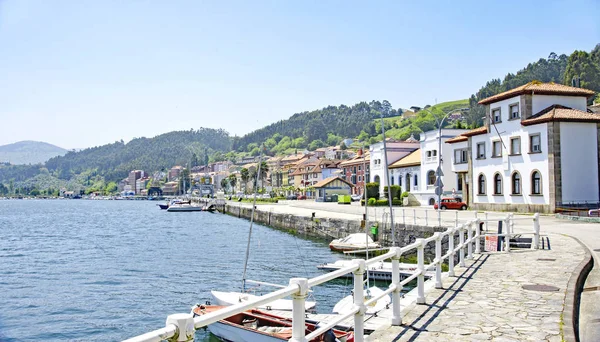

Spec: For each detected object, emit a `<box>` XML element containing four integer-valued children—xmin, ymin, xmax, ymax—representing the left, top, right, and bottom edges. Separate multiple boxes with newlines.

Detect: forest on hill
<box><xmin>0</xmin><ymin>44</ymin><xmax>598</xmax><ymax>195</ymax></box>
<box><xmin>0</xmin><ymin>141</ymin><xmax>67</xmax><ymax>165</ymax></box>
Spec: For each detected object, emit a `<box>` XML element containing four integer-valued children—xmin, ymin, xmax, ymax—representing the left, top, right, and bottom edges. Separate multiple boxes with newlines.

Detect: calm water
<box><xmin>0</xmin><ymin>200</ymin><xmax>359</xmax><ymax>341</ymax></box>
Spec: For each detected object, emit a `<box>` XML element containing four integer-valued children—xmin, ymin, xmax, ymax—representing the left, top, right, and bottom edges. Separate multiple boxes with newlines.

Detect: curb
<box><xmin>555</xmin><ymin>214</ymin><xmax>600</xmax><ymax>223</ymax></box>
<box><xmin>562</xmin><ymin>236</ymin><xmax>594</xmax><ymax>342</ymax></box>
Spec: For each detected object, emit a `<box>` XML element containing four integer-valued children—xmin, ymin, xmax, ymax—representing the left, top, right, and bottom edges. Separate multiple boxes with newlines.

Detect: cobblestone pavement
<box><xmin>368</xmin><ymin>233</ymin><xmax>584</xmax><ymax>341</ymax></box>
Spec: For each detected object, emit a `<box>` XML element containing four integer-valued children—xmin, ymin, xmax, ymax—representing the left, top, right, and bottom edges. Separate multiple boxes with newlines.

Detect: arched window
<box><xmin>374</xmin><ymin>175</ymin><xmax>380</xmax><ymax>184</ymax></box>
<box><xmin>478</xmin><ymin>174</ymin><xmax>486</xmax><ymax>195</ymax></box>
<box><xmin>511</xmin><ymin>172</ymin><xmax>521</xmax><ymax>195</ymax></box>
<box><xmin>428</xmin><ymin>198</ymin><xmax>435</xmax><ymax>205</ymax></box>
<box><xmin>531</xmin><ymin>171</ymin><xmax>542</xmax><ymax>195</ymax></box>
<box><xmin>398</xmin><ymin>175</ymin><xmax>402</xmax><ymax>189</ymax></box>
<box><xmin>494</xmin><ymin>173</ymin><xmax>502</xmax><ymax>195</ymax></box>
<box><xmin>391</xmin><ymin>176</ymin><xmax>394</xmax><ymax>185</ymax></box>
<box><xmin>414</xmin><ymin>174</ymin><xmax>418</xmax><ymax>186</ymax></box>
<box><xmin>427</xmin><ymin>170</ymin><xmax>435</xmax><ymax>185</ymax></box>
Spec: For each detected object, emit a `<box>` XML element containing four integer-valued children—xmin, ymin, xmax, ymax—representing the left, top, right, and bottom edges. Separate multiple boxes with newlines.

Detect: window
<box><xmin>476</xmin><ymin>142</ymin><xmax>486</xmax><ymax>159</ymax></box>
<box><xmin>432</xmin><ymin>150</ymin><xmax>437</xmax><ymax>156</ymax></box>
<box><xmin>478</xmin><ymin>174</ymin><xmax>486</xmax><ymax>195</ymax></box>
<box><xmin>457</xmin><ymin>175</ymin><xmax>463</xmax><ymax>191</ymax></box>
<box><xmin>414</xmin><ymin>174</ymin><xmax>418</xmax><ymax>186</ymax></box>
<box><xmin>426</xmin><ymin>151</ymin><xmax>431</xmax><ymax>157</ymax></box>
<box><xmin>510</xmin><ymin>137</ymin><xmax>521</xmax><ymax>155</ymax></box>
<box><xmin>427</xmin><ymin>170</ymin><xmax>435</xmax><ymax>185</ymax></box>
<box><xmin>358</xmin><ymin>165</ymin><xmax>362</xmax><ymax>171</ymax></box>
<box><xmin>492</xmin><ymin>141</ymin><xmax>502</xmax><ymax>157</ymax></box>
<box><xmin>530</xmin><ymin>134</ymin><xmax>541</xmax><ymax>153</ymax></box>
<box><xmin>454</xmin><ymin>149</ymin><xmax>468</xmax><ymax>164</ymax></box>
<box><xmin>531</xmin><ymin>171</ymin><xmax>542</xmax><ymax>195</ymax></box>
<box><xmin>391</xmin><ymin>176</ymin><xmax>394</xmax><ymax>185</ymax></box>
<box><xmin>492</xmin><ymin>108</ymin><xmax>501</xmax><ymax>123</ymax></box>
<box><xmin>428</xmin><ymin>198</ymin><xmax>435</xmax><ymax>205</ymax></box>
<box><xmin>398</xmin><ymin>176</ymin><xmax>402</xmax><ymax>188</ymax></box>
<box><xmin>511</xmin><ymin>172</ymin><xmax>521</xmax><ymax>195</ymax></box>
<box><xmin>510</xmin><ymin>104</ymin><xmax>520</xmax><ymax>120</ymax></box>
<box><xmin>493</xmin><ymin>173</ymin><xmax>502</xmax><ymax>195</ymax></box>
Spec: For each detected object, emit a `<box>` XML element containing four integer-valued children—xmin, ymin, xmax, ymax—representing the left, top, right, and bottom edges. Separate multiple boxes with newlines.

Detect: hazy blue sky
<box><xmin>0</xmin><ymin>0</ymin><xmax>598</xmax><ymax>149</ymax></box>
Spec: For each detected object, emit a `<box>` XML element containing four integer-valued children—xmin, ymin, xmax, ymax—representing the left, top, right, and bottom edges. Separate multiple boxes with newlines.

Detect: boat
<box><xmin>202</xmin><ymin>203</ymin><xmax>217</xmax><ymax>212</ymax></box>
<box><xmin>211</xmin><ymin>290</ymin><xmax>316</xmax><ymax>311</ymax></box>
<box><xmin>192</xmin><ymin>304</ymin><xmax>353</xmax><ymax>342</ymax></box>
<box><xmin>317</xmin><ymin>260</ymin><xmax>418</xmax><ymax>281</ymax></box>
<box><xmin>157</xmin><ymin>198</ymin><xmax>190</xmax><ymax>210</ymax></box>
<box><xmin>332</xmin><ymin>286</ymin><xmax>390</xmax><ymax>315</ymax></box>
<box><xmin>166</xmin><ymin>203</ymin><xmax>202</xmax><ymax>212</ymax></box>
<box><xmin>328</xmin><ymin>233</ymin><xmax>380</xmax><ymax>253</ymax></box>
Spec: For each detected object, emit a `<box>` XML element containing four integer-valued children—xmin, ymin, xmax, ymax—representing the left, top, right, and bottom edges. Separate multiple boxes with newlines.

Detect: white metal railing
<box><xmin>123</xmin><ymin>214</ymin><xmax>541</xmax><ymax>342</ymax></box>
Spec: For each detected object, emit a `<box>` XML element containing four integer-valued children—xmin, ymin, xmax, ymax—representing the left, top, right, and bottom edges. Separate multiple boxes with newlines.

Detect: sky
<box><xmin>0</xmin><ymin>0</ymin><xmax>598</xmax><ymax>149</ymax></box>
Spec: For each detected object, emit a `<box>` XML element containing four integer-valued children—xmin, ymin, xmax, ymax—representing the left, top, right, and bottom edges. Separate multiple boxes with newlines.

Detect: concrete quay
<box><xmin>224</xmin><ymin>200</ymin><xmax>599</xmax><ymax>341</ymax></box>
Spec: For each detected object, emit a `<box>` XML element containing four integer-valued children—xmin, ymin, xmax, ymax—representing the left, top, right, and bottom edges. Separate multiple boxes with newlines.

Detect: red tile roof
<box><xmin>521</xmin><ymin>105</ymin><xmax>600</xmax><ymax>126</ymax></box>
<box><xmin>312</xmin><ymin>176</ymin><xmax>353</xmax><ymax>188</ymax></box>
<box><xmin>478</xmin><ymin>82</ymin><xmax>595</xmax><ymax>105</ymax></box>
<box><xmin>446</xmin><ymin>127</ymin><xmax>488</xmax><ymax>144</ymax></box>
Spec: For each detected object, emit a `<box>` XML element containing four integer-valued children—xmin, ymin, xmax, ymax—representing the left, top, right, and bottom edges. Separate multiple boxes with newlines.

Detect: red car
<box><xmin>297</xmin><ymin>194</ymin><xmax>307</xmax><ymax>200</ymax></box>
<box><xmin>433</xmin><ymin>197</ymin><xmax>468</xmax><ymax>210</ymax></box>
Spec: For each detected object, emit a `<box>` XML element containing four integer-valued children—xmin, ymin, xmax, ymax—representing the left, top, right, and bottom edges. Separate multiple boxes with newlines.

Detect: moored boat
<box><xmin>192</xmin><ymin>304</ymin><xmax>353</xmax><ymax>342</ymax></box>
<box><xmin>211</xmin><ymin>290</ymin><xmax>316</xmax><ymax>312</ymax></box>
<box><xmin>328</xmin><ymin>233</ymin><xmax>380</xmax><ymax>253</ymax></box>
<box><xmin>166</xmin><ymin>203</ymin><xmax>202</xmax><ymax>212</ymax></box>
<box><xmin>317</xmin><ymin>260</ymin><xmax>418</xmax><ymax>281</ymax></box>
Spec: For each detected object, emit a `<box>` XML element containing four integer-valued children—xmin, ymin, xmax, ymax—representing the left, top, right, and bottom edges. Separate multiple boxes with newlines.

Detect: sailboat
<box><xmin>211</xmin><ymin>149</ymin><xmax>316</xmax><ymax>311</ymax></box>
<box><xmin>331</xmin><ymin>144</ymin><xmax>391</xmax><ymax>316</ymax></box>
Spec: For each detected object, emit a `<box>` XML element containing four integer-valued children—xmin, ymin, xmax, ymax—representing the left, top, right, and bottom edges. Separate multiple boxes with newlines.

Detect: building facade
<box><xmin>369</xmin><ymin>140</ymin><xmax>420</xmax><ymax>196</ymax></box>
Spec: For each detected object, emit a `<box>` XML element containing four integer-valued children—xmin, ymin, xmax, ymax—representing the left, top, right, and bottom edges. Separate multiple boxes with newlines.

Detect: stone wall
<box><xmin>224</xmin><ymin>204</ymin><xmax>471</xmax><ymax>260</ymax></box>
<box><xmin>469</xmin><ymin>202</ymin><xmax>551</xmax><ymax>214</ymax></box>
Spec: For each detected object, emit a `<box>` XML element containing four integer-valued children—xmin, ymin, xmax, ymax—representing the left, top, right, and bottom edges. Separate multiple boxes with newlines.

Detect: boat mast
<box><xmin>380</xmin><ymin>112</ymin><xmax>396</xmax><ymax>246</ymax></box>
<box><xmin>241</xmin><ymin>145</ymin><xmax>263</xmax><ymax>291</ymax></box>
<box><xmin>362</xmin><ymin>143</ymin><xmax>370</xmax><ymax>289</ymax></box>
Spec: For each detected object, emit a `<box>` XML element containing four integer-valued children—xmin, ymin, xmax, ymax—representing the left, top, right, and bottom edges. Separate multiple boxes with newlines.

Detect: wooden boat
<box><xmin>192</xmin><ymin>304</ymin><xmax>354</xmax><ymax>342</ymax></box>
<box><xmin>328</xmin><ymin>233</ymin><xmax>380</xmax><ymax>253</ymax></box>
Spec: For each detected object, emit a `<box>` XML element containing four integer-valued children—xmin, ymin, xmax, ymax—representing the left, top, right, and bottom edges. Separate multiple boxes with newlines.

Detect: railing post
<box><xmin>455</xmin><ymin>211</ymin><xmax>458</xmax><ymax>227</ymax></box>
<box><xmin>485</xmin><ymin>212</ymin><xmax>489</xmax><ymax>232</ymax></box>
<box><xmin>425</xmin><ymin>210</ymin><xmax>428</xmax><ymax>226</ymax></box>
<box><xmin>416</xmin><ymin>238</ymin><xmax>426</xmax><ymax>304</ymax></box>
<box><xmin>532</xmin><ymin>213</ymin><xmax>540</xmax><ymax>250</ymax></box>
<box><xmin>474</xmin><ymin>219</ymin><xmax>481</xmax><ymax>254</ymax></box>
<box><xmin>390</xmin><ymin>247</ymin><xmax>402</xmax><ymax>326</ymax></box>
<box><xmin>437</xmin><ymin>209</ymin><xmax>441</xmax><ymax>227</ymax></box>
<box><xmin>504</xmin><ymin>216</ymin><xmax>511</xmax><ymax>253</ymax></box>
<box><xmin>459</xmin><ymin>225</ymin><xmax>465</xmax><ymax>267</ymax></box>
<box><xmin>166</xmin><ymin>313</ymin><xmax>195</xmax><ymax>342</ymax></box>
<box><xmin>352</xmin><ymin>259</ymin><xmax>366</xmax><ymax>342</ymax></box>
<box><xmin>413</xmin><ymin>208</ymin><xmax>416</xmax><ymax>225</ymax></box>
<box><xmin>448</xmin><ymin>228</ymin><xmax>455</xmax><ymax>277</ymax></box>
<box><xmin>289</xmin><ymin>278</ymin><xmax>309</xmax><ymax>342</ymax></box>
<box><xmin>402</xmin><ymin>208</ymin><xmax>406</xmax><ymax>225</ymax></box>
<box><xmin>467</xmin><ymin>221</ymin><xmax>473</xmax><ymax>260</ymax></box>
<box><xmin>434</xmin><ymin>233</ymin><xmax>442</xmax><ymax>289</ymax></box>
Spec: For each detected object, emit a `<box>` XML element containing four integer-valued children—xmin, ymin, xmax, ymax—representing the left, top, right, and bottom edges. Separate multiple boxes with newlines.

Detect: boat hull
<box><xmin>332</xmin><ymin>286</ymin><xmax>391</xmax><ymax>315</ymax></box>
<box><xmin>211</xmin><ymin>290</ymin><xmax>316</xmax><ymax>311</ymax></box>
<box><xmin>166</xmin><ymin>205</ymin><xmax>203</xmax><ymax>212</ymax></box>
<box><xmin>208</xmin><ymin>321</ymin><xmax>286</xmax><ymax>342</ymax></box>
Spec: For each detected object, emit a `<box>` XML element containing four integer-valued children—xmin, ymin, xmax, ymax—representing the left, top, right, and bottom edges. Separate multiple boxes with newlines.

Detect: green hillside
<box><xmin>0</xmin><ymin>141</ymin><xmax>68</xmax><ymax>165</ymax></box>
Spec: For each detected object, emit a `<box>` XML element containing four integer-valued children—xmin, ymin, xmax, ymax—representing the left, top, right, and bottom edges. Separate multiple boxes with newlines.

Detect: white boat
<box><xmin>317</xmin><ymin>260</ymin><xmax>418</xmax><ymax>281</ymax></box>
<box><xmin>332</xmin><ymin>286</ymin><xmax>391</xmax><ymax>315</ymax></box>
<box><xmin>192</xmin><ymin>304</ymin><xmax>353</xmax><ymax>342</ymax></box>
<box><xmin>329</xmin><ymin>233</ymin><xmax>380</xmax><ymax>252</ymax></box>
<box><xmin>211</xmin><ymin>290</ymin><xmax>316</xmax><ymax>311</ymax></box>
<box><xmin>166</xmin><ymin>203</ymin><xmax>202</xmax><ymax>212</ymax></box>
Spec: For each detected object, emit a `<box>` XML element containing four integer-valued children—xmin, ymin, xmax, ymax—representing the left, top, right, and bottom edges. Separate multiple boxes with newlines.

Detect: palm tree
<box><xmin>259</xmin><ymin>161</ymin><xmax>269</xmax><ymax>191</ymax></box>
<box><xmin>228</xmin><ymin>174</ymin><xmax>237</xmax><ymax>193</ymax></box>
<box><xmin>240</xmin><ymin>168</ymin><xmax>249</xmax><ymax>194</ymax></box>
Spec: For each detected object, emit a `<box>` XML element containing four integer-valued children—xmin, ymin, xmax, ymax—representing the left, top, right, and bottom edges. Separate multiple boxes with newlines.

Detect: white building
<box><xmin>369</xmin><ymin>140</ymin><xmax>420</xmax><ymax>195</ymax></box>
<box><xmin>389</xmin><ymin>149</ymin><xmax>421</xmax><ymax>193</ymax></box>
<box><xmin>446</xmin><ymin>82</ymin><xmax>599</xmax><ymax>213</ymax></box>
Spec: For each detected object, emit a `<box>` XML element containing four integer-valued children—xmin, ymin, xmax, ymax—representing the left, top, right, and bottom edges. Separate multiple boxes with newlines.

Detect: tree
<box><xmin>227</xmin><ymin>174</ymin><xmax>237</xmax><ymax>192</ymax></box>
<box><xmin>564</xmin><ymin>50</ymin><xmax>600</xmax><ymax>100</ymax></box>
<box><xmin>308</xmin><ymin>139</ymin><xmax>325</xmax><ymax>151</ymax></box>
<box><xmin>240</xmin><ymin>168</ymin><xmax>249</xmax><ymax>193</ymax></box>
<box><xmin>340</xmin><ymin>141</ymin><xmax>347</xmax><ymax>150</ymax></box>
<box><xmin>258</xmin><ymin>161</ymin><xmax>269</xmax><ymax>190</ymax></box>
<box><xmin>220</xmin><ymin>178</ymin><xmax>228</xmax><ymax>192</ymax></box>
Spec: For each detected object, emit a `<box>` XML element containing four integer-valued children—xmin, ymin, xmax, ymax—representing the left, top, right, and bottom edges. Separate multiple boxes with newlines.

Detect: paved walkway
<box><xmin>368</xmin><ymin>233</ymin><xmax>585</xmax><ymax>341</ymax></box>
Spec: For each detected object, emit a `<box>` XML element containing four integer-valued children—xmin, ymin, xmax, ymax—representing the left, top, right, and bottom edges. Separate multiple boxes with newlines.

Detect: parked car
<box><xmin>351</xmin><ymin>194</ymin><xmax>363</xmax><ymax>202</ymax></box>
<box><xmin>297</xmin><ymin>194</ymin><xmax>307</xmax><ymax>200</ymax></box>
<box><xmin>286</xmin><ymin>194</ymin><xmax>298</xmax><ymax>200</ymax></box>
<box><xmin>433</xmin><ymin>197</ymin><xmax>468</xmax><ymax>210</ymax></box>
<box><xmin>261</xmin><ymin>194</ymin><xmax>271</xmax><ymax>199</ymax></box>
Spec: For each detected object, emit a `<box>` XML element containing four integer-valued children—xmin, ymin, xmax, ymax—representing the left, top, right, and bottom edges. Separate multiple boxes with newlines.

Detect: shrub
<box><xmin>401</xmin><ymin>191</ymin><xmax>409</xmax><ymax>199</ymax></box>
<box><xmin>366</xmin><ymin>182</ymin><xmax>380</xmax><ymax>200</ymax></box>
<box><xmin>368</xmin><ymin>198</ymin><xmax>376</xmax><ymax>206</ymax></box>
<box><xmin>383</xmin><ymin>185</ymin><xmax>402</xmax><ymax>199</ymax></box>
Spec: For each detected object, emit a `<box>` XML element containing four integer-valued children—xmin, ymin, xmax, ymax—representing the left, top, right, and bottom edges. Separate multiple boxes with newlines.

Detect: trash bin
<box><xmin>331</xmin><ymin>194</ymin><xmax>338</xmax><ymax>202</ymax></box>
<box><xmin>370</xmin><ymin>224</ymin><xmax>379</xmax><ymax>241</ymax></box>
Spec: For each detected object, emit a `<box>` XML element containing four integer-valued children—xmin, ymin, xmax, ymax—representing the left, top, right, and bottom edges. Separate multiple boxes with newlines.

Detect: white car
<box><xmin>261</xmin><ymin>194</ymin><xmax>271</xmax><ymax>199</ymax></box>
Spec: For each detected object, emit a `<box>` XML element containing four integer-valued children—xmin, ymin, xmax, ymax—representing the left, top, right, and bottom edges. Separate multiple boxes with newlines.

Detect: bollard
<box><xmin>416</xmin><ymin>238</ymin><xmax>426</xmax><ymax>304</ymax></box>
<box><xmin>289</xmin><ymin>278</ymin><xmax>309</xmax><ymax>342</ymax></box>
<box><xmin>434</xmin><ymin>233</ymin><xmax>442</xmax><ymax>289</ymax></box>
<box><xmin>474</xmin><ymin>219</ymin><xmax>481</xmax><ymax>254</ymax></box>
<box><xmin>166</xmin><ymin>313</ymin><xmax>195</xmax><ymax>342</ymax></box>
<box><xmin>467</xmin><ymin>222</ymin><xmax>473</xmax><ymax>260</ymax></box>
<box><xmin>504</xmin><ymin>217</ymin><xmax>511</xmax><ymax>253</ymax></box>
<box><xmin>448</xmin><ymin>228</ymin><xmax>455</xmax><ymax>277</ymax></box>
<box><xmin>532</xmin><ymin>213</ymin><xmax>540</xmax><ymax>250</ymax></box>
<box><xmin>352</xmin><ymin>259</ymin><xmax>366</xmax><ymax>342</ymax></box>
<box><xmin>459</xmin><ymin>225</ymin><xmax>465</xmax><ymax>267</ymax></box>
<box><xmin>425</xmin><ymin>210</ymin><xmax>428</xmax><ymax>226</ymax></box>
<box><xmin>413</xmin><ymin>209</ymin><xmax>416</xmax><ymax>225</ymax></box>
<box><xmin>390</xmin><ymin>247</ymin><xmax>402</xmax><ymax>326</ymax></box>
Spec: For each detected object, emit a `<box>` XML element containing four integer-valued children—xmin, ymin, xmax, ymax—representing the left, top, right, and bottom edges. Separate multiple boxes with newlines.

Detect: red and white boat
<box><xmin>192</xmin><ymin>304</ymin><xmax>354</xmax><ymax>342</ymax></box>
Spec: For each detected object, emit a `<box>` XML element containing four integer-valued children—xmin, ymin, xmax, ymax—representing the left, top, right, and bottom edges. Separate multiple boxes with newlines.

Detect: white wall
<box><xmin>471</xmin><ymin>123</ymin><xmax>549</xmax><ymax>205</ymax></box>
<box><xmin>560</xmin><ymin>122</ymin><xmax>599</xmax><ymax>202</ymax></box>
<box><xmin>450</xmin><ymin>140</ymin><xmax>468</xmax><ymax>173</ymax></box>
<box><xmin>532</xmin><ymin>95</ymin><xmax>588</xmax><ymax>114</ymax></box>
<box><xmin>419</xmin><ymin>129</ymin><xmax>466</xmax><ymax>195</ymax></box>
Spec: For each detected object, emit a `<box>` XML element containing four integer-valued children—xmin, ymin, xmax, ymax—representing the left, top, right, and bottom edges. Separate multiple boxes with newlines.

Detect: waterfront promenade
<box><xmin>226</xmin><ymin>200</ymin><xmax>599</xmax><ymax>341</ymax></box>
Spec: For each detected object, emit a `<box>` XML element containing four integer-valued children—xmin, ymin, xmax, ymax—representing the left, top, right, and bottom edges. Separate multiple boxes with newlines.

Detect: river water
<box><xmin>0</xmin><ymin>199</ymin><xmax>367</xmax><ymax>341</ymax></box>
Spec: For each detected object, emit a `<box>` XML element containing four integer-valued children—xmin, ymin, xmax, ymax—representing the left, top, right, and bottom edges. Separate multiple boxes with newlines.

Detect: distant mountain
<box><xmin>0</xmin><ymin>141</ymin><xmax>68</xmax><ymax>165</ymax></box>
